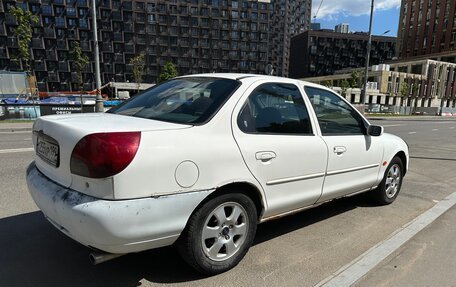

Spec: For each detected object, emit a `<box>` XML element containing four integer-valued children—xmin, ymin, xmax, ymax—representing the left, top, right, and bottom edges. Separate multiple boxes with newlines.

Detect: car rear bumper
<box><xmin>26</xmin><ymin>162</ymin><xmax>213</xmax><ymax>254</ymax></box>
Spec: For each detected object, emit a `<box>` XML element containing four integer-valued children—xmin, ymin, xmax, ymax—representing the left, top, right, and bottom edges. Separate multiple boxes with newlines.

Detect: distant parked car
<box><xmin>27</xmin><ymin>74</ymin><xmax>409</xmax><ymax>274</ymax></box>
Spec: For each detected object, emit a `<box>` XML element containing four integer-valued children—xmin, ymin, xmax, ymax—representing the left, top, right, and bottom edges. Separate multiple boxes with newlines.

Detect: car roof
<box><xmin>177</xmin><ymin>73</ymin><xmax>312</xmax><ymax>84</ymax></box>
<box><xmin>175</xmin><ymin>73</ymin><xmax>335</xmax><ymax>94</ymax></box>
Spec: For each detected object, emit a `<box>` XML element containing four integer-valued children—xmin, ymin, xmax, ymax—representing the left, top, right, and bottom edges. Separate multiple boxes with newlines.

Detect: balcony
<box><xmin>56</xmin><ymin>40</ymin><xmax>68</xmax><ymax>50</ymax></box>
<box><xmin>7</xmin><ymin>37</ymin><xmax>18</xmax><ymax>48</ymax></box>
<box><xmin>101</xmin><ymin>21</ymin><xmax>112</xmax><ymax>30</ymax></box>
<box><xmin>111</xmin><ymin>11</ymin><xmax>122</xmax><ymax>21</ymax></box>
<box><xmin>75</xmin><ymin>0</ymin><xmax>88</xmax><ymax>7</ymax></box>
<box><xmin>44</xmin><ymin>27</ymin><xmax>56</xmax><ymax>38</ymax></box>
<box><xmin>58</xmin><ymin>61</ymin><xmax>69</xmax><ymax>71</ymax></box>
<box><xmin>46</xmin><ymin>50</ymin><xmax>57</xmax><ymax>60</ymax></box>
<box><xmin>114</xmin><ymin>53</ymin><xmax>124</xmax><ymax>63</ymax></box>
<box><xmin>80</xmin><ymin>41</ymin><xmax>91</xmax><ymax>51</ymax></box>
<box><xmin>71</xmin><ymin>72</ymin><xmax>81</xmax><ymax>83</ymax></box>
<box><xmin>33</xmin><ymin>60</ymin><xmax>47</xmax><ymax>71</ymax></box>
<box><xmin>123</xmin><ymin>23</ymin><xmax>134</xmax><ymax>32</ymax></box>
<box><xmin>0</xmin><ymin>23</ymin><xmax>6</xmax><ymax>36</ymax></box>
<box><xmin>5</xmin><ymin>13</ymin><xmax>17</xmax><ymax>25</ymax></box>
<box><xmin>125</xmin><ymin>64</ymin><xmax>133</xmax><ymax>73</ymax></box>
<box><xmin>113</xmin><ymin>32</ymin><xmax>123</xmax><ymax>42</ymax></box>
<box><xmin>102</xmin><ymin>43</ymin><xmax>113</xmax><ymax>52</ymax></box>
<box><xmin>47</xmin><ymin>72</ymin><xmax>60</xmax><ymax>82</ymax></box>
<box><xmin>32</xmin><ymin>38</ymin><xmax>45</xmax><ymax>49</ymax></box>
<box><xmin>124</xmin><ymin>44</ymin><xmax>135</xmax><ymax>54</ymax></box>
<box><xmin>0</xmin><ymin>48</ymin><xmax>8</xmax><ymax>59</ymax></box>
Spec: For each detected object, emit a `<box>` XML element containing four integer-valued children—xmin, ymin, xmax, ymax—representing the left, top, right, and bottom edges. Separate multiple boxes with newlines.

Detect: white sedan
<box><xmin>27</xmin><ymin>74</ymin><xmax>408</xmax><ymax>274</ymax></box>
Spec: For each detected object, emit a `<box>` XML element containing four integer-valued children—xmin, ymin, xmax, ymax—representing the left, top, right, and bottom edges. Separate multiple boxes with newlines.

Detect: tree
<box><xmin>340</xmin><ymin>79</ymin><xmax>350</xmax><ymax>96</ymax></box>
<box><xmin>9</xmin><ymin>6</ymin><xmax>38</xmax><ymax>73</ymax></box>
<box><xmin>70</xmin><ymin>41</ymin><xmax>89</xmax><ymax>109</ymax></box>
<box><xmin>349</xmin><ymin>70</ymin><xmax>361</xmax><ymax>88</ymax></box>
<box><xmin>157</xmin><ymin>62</ymin><xmax>178</xmax><ymax>83</ymax></box>
<box><xmin>321</xmin><ymin>80</ymin><xmax>332</xmax><ymax>87</ymax></box>
<box><xmin>129</xmin><ymin>53</ymin><xmax>145</xmax><ymax>93</ymax></box>
<box><xmin>399</xmin><ymin>81</ymin><xmax>408</xmax><ymax>98</ymax></box>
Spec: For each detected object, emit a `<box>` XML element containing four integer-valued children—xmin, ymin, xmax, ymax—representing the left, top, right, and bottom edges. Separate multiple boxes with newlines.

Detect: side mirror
<box><xmin>368</xmin><ymin>125</ymin><xmax>383</xmax><ymax>136</ymax></box>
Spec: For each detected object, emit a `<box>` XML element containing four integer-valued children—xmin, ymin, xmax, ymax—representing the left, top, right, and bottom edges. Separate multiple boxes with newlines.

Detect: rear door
<box><xmin>232</xmin><ymin>81</ymin><xmax>328</xmax><ymax>218</ymax></box>
<box><xmin>303</xmin><ymin>86</ymin><xmax>383</xmax><ymax>202</ymax></box>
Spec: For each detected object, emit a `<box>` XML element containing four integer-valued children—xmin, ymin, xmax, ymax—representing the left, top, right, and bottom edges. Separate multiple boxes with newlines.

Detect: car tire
<box><xmin>177</xmin><ymin>193</ymin><xmax>257</xmax><ymax>275</ymax></box>
<box><xmin>370</xmin><ymin>156</ymin><xmax>404</xmax><ymax>205</ymax></box>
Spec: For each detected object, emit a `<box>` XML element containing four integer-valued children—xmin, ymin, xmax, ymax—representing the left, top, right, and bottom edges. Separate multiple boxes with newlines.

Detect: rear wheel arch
<box><xmin>189</xmin><ymin>182</ymin><xmax>265</xmax><ymax>225</ymax></box>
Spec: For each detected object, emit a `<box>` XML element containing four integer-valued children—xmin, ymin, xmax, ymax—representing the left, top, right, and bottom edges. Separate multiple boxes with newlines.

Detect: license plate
<box><xmin>36</xmin><ymin>133</ymin><xmax>60</xmax><ymax>167</ymax></box>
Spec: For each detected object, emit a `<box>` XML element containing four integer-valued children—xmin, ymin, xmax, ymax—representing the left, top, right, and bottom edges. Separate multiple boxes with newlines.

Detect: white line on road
<box><xmin>450</xmin><ymin>127</ymin><xmax>455</xmax><ymax>129</ymax></box>
<box><xmin>408</xmin><ymin>132</ymin><xmax>417</xmax><ymax>134</ymax></box>
<box><xmin>0</xmin><ymin>147</ymin><xmax>34</xmax><ymax>154</ymax></box>
<box><xmin>316</xmin><ymin>191</ymin><xmax>456</xmax><ymax>287</ymax></box>
<box><xmin>0</xmin><ymin>131</ymin><xmax>31</xmax><ymax>134</ymax></box>
<box><xmin>382</xmin><ymin>124</ymin><xmax>405</xmax><ymax>127</ymax></box>
<box><xmin>23</xmin><ymin>138</ymin><xmax>32</xmax><ymax>141</ymax></box>
<box><xmin>432</xmin><ymin>129</ymin><xmax>439</xmax><ymax>131</ymax></box>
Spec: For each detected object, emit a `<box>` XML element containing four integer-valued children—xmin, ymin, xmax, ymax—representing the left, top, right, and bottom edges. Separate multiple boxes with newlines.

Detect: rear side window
<box><xmin>238</xmin><ymin>83</ymin><xmax>312</xmax><ymax>135</ymax></box>
<box><xmin>304</xmin><ymin>86</ymin><xmax>366</xmax><ymax>135</ymax></box>
<box><xmin>108</xmin><ymin>77</ymin><xmax>240</xmax><ymax>124</ymax></box>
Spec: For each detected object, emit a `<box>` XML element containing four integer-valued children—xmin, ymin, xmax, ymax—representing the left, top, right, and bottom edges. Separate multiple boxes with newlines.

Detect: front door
<box><xmin>303</xmin><ymin>86</ymin><xmax>383</xmax><ymax>202</ymax></box>
<box><xmin>232</xmin><ymin>81</ymin><xmax>328</xmax><ymax>218</ymax></box>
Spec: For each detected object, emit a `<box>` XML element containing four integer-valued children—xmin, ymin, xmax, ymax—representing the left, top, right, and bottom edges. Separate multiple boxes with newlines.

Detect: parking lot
<box><xmin>1</xmin><ymin>117</ymin><xmax>455</xmax><ymax>287</ymax></box>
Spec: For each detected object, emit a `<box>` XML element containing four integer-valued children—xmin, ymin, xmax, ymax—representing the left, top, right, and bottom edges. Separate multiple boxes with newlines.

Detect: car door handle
<box><xmin>333</xmin><ymin>146</ymin><xmax>347</xmax><ymax>154</ymax></box>
<box><xmin>255</xmin><ymin>151</ymin><xmax>276</xmax><ymax>161</ymax></box>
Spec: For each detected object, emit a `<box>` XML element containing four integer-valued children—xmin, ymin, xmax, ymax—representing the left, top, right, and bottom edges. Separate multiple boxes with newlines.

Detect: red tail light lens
<box><xmin>70</xmin><ymin>132</ymin><xmax>141</xmax><ymax>178</ymax></box>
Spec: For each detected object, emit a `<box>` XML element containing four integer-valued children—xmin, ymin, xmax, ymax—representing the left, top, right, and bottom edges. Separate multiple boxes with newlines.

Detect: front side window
<box><xmin>108</xmin><ymin>77</ymin><xmax>239</xmax><ymax>124</ymax></box>
<box><xmin>304</xmin><ymin>86</ymin><xmax>366</xmax><ymax>135</ymax></box>
<box><xmin>238</xmin><ymin>83</ymin><xmax>312</xmax><ymax>134</ymax></box>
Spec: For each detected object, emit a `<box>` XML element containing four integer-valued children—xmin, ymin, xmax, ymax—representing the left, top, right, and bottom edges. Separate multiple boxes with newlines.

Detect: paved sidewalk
<box><xmin>356</xmin><ymin>205</ymin><xmax>456</xmax><ymax>287</ymax></box>
<box><xmin>0</xmin><ymin>121</ymin><xmax>34</xmax><ymax>132</ymax></box>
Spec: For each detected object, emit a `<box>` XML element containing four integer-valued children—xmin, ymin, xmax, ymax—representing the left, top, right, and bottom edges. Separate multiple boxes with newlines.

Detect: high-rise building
<box><xmin>397</xmin><ymin>0</ymin><xmax>456</xmax><ymax>62</ymax></box>
<box><xmin>0</xmin><ymin>0</ymin><xmax>277</xmax><ymax>92</ymax></box>
<box><xmin>335</xmin><ymin>23</ymin><xmax>349</xmax><ymax>33</ymax></box>
<box><xmin>289</xmin><ymin>30</ymin><xmax>396</xmax><ymax>78</ymax></box>
<box><xmin>268</xmin><ymin>0</ymin><xmax>312</xmax><ymax>77</ymax></box>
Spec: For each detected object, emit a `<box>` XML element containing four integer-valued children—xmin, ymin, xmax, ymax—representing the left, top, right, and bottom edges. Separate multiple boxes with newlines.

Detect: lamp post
<box><xmin>360</xmin><ymin>0</ymin><xmax>375</xmax><ymax>110</ymax></box>
<box><xmin>91</xmin><ymin>0</ymin><xmax>103</xmax><ymax>112</ymax></box>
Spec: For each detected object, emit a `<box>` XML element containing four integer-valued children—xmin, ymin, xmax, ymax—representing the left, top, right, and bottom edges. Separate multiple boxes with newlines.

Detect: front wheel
<box><xmin>178</xmin><ymin>193</ymin><xmax>257</xmax><ymax>275</ymax></box>
<box><xmin>370</xmin><ymin>156</ymin><xmax>404</xmax><ymax>205</ymax></box>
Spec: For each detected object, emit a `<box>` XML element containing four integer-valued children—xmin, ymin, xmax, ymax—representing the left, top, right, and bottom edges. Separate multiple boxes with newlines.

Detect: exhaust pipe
<box><xmin>89</xmin><ymin>252</ymin><xmax>124</xmax><ymax>265</ymax></box>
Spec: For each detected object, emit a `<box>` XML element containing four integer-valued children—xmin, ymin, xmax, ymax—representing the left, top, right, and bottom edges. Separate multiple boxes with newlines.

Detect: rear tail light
<box><xmin>70</xmin><ymin>132</ymin><xmax>141</xmax><ymax>178</ymax></box>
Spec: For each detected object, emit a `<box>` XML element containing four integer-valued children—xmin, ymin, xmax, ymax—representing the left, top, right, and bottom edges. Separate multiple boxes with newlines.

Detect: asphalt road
<box><xmin>0</xmin><ymin>118</ymin><xmax>455</xmax><ymax>287</ymax></box>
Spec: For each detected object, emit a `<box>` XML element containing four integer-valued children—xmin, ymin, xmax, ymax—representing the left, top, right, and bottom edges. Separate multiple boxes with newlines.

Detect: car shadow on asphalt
<box><xmin>0</xmin><ymin>195</ymin><xmax>371</xmax><ymax>287</ymax></box>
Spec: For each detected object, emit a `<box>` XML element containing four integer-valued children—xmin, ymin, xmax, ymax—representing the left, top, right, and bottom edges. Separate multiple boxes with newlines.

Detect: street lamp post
<box><xmin>360</xmin><ymin>0</ymin><xmax>375</xmax><ymax>110</ymax></box>
<box><xmin>91</xmin><ymin>0</ymin><xmax>103</xmax><ymax>112</ymax></box>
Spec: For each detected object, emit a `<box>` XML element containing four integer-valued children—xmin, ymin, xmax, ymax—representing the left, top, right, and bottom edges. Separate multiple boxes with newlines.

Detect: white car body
<box><xmin>27</xmin><ymin>74</ymin><xmax>409</xmax><ymax>255</ymax></box>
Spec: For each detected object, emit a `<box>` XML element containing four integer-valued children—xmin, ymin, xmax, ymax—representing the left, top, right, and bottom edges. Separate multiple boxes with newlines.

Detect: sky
<box><xmin>311</xmin><ymin>0</ymin><xmax>401</xmax><ymax>37</ymax></box>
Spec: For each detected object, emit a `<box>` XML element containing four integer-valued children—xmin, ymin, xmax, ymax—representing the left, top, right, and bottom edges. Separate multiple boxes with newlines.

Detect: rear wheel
<box><xmin>178</xmin><ymin>193</ymin><xmax>257</xmax><ymax>275</ymax></box>
<box><xmin>370</xmin><ymin>156</ymin><xmax>403</xmax><ymax>205</ymax></box>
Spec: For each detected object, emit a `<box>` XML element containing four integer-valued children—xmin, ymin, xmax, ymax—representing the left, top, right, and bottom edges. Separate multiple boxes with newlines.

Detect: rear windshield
<box><xmin>108</xmin><ymin>77</ymin><xmax>240</xmax><ymax>124</ymax></box>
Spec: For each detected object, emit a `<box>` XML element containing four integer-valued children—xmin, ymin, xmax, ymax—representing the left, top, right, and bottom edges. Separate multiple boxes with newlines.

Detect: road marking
<box><xmin>316</xmin><ymin>191</ymin><xmax>456</xmax><ymax>287</ymax></box>
<box><xmin>382</xmin><ymin>124</ymin><xmax>405</xmax><ymax>127</ymax></box>
<box><xmin>23</xmin><ymin>138</ymin><xmax>32</xmax><ymax>141</ymax></box>
<box><xmin>408</xmin><ymin>132</ymin><xmax>417</xmax><ymax>134</ymax></box>
<box><xmin>432</xmin><ymin>129</ymin><xmax>439</xmax><ymax>131</ymax></box>
<box><xmin>450</xmin><ymin>127</ymin><xmax>455</xmax><ymax>129</ymax></box>
<box><xmin>0</xmin><ymin>147</ymin><xmax>34</xmax><ymax>154</ymax></box>
<box><xmin>0</xmin><ymin>131</ymin><xmax>31</xmax><ymax>134</ymax></box>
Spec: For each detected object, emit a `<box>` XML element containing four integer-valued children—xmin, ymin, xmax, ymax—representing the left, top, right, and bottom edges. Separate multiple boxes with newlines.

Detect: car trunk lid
<box><xmin>32</xmin><ymin>113</ymin><xmax>190</xmax><ymax>189</ymax></box>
